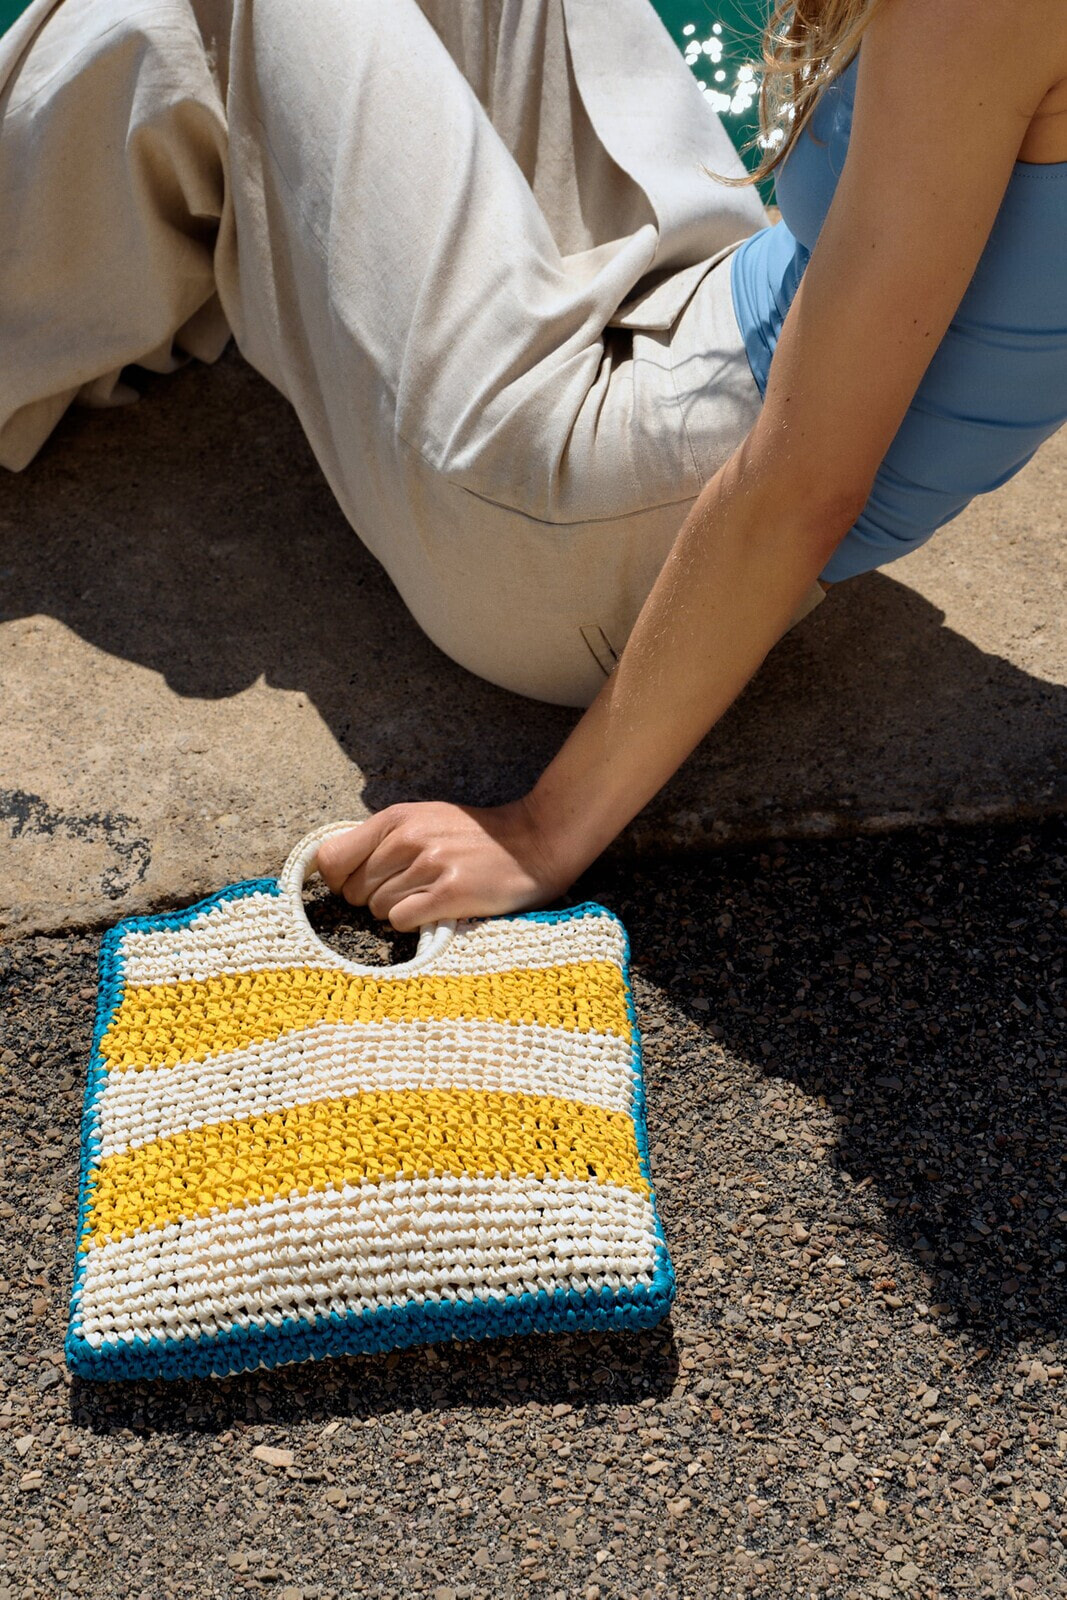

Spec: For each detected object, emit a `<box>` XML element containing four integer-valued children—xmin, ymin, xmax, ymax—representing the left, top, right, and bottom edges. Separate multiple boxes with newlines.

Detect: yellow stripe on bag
<box><xmin>84</xmin><ymin>1088</ymin><xmax>649</xmax><ymax>1243</ymax></box>
<box><xmin>99</xmin><ymin>962</ymin><xmax>631</xmax><ymax>1071</ymax></box>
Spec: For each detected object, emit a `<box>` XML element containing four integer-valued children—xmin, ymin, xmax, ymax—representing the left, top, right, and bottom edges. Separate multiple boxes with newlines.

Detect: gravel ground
<box><xmin>1</xmin><ymin>817</ymin><xmax>1064</xmax><ymax>1600</ymax></box>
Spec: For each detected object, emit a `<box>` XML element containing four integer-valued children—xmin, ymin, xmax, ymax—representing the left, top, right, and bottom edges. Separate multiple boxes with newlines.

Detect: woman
<box><xmin>2</xmin><ymin>0</ymin><xmax>1065</xmax><ymax>926</ymax></box>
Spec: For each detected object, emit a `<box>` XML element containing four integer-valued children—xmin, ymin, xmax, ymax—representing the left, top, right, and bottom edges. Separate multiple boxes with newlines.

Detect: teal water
<box><xmin>652</xmin><ymin>1</ymin><xmax>773</xmax><ymax>197</ymax></box>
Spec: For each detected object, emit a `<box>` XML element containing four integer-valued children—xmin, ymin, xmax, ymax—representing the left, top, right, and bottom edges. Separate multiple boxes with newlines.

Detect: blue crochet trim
<box><xmin>68</xmin><ymin>1280</ymin><xmax>672</xmax><ymax>1382</ymax></box>
<box><xmin>66</xmin><ymin>879</ymin><xmax>282</xmax><ymax>1380</ymax></box>
<box><xmin>524</xmin><ymin>902</ymin><xmax>676</xmax><ymax>1320</ymax></box>
<box><xmin>66</xmin><ymin>886</ymin><xmax>675</xmax><ymax>1381</ymax></box>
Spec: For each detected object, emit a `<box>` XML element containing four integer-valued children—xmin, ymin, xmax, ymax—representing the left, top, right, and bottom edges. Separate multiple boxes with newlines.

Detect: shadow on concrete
<box><xmin>1</xmin><ymin>347</ymin><xmax>1064</xmax><ymax>842</ymax></box>
<box><xmin>591</xmin><ymin>817</ymin><xmax>1065</xmax><ymax>1350</ymax></box>
<box><xmin>68</xmin><ymin>1325</ymin><xmax>679</xmax><ymax>1437</ymax></box>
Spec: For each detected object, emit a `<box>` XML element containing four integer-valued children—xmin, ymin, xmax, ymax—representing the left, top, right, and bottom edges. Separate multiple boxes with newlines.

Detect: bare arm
<box><xmin>318</xmin><ymin>0</ymin><xmax>1057</xmax><ymax>928</ymax></box>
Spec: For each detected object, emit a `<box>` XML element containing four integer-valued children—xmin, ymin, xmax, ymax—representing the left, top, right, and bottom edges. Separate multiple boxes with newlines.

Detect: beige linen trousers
<box><xmin>0</xmin><ymin>0</ymin><xmax>823</xmax><ymax>705</ymax></box>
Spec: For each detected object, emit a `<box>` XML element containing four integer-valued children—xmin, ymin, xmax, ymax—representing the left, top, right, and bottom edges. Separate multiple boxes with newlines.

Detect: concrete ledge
<box><xmin>2</xmin><ymin>347</ymin><xmax>1064</xmax><ymax>935</ymax></box>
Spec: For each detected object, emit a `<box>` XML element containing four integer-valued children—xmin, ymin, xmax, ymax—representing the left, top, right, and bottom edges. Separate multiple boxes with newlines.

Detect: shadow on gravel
<box><xmin>65</xmin><ymin>819</ymin><xmax>1063</xmax><ymax>1437</ymax></box>
<box><xmin>1</xmin><ymin>347</ymin><xmax>1064</xmax><ymax>826</ymax></box>
<box><xmin>1</xmin><ymin>824</ymin><xmax>1059</xmax><ymax>1444</ymax></box>
<box><xmin>595</xmin><ymin>818</ymin><xmax>1066</xmax><ymax>1351</ymax></box>
<box><xmin>68</xmin><ymin>1327</ymin><xmax>680</xmax><ymax>1437</ymax></box>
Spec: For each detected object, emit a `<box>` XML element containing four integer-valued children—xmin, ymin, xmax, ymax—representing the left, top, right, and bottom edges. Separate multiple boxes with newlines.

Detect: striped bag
<box><xmin>66</xmin><ymin>824</ymin><xmax>675</xmax><ymax>1379</ymax></box>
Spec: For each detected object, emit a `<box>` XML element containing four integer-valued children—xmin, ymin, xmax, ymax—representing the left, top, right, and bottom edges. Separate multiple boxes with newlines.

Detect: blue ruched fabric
<box><xmin>730</xmin><ymin>54</ymin><xmax>1067</xmax><ymax>582</ymax></box>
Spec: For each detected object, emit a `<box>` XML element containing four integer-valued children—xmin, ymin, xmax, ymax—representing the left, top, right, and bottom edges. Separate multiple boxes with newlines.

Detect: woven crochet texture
<box><xmin>67</xmin><ymin>879</ymin><xmax>674</xmax><ymax>1380</ymax></box>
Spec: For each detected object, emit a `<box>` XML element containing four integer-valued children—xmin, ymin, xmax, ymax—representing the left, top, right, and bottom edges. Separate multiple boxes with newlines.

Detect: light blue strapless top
<box><xmin>731</xmin><ymin>54</ymin><xmax>1067</xmax><ymax>582</ymax></box>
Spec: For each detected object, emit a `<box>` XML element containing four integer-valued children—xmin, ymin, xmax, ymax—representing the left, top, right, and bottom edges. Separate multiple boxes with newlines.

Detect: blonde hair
<box><xmin>722</xmin><ymin>0</ymin><xmax>888</xmax><ymax>188</ymax></box>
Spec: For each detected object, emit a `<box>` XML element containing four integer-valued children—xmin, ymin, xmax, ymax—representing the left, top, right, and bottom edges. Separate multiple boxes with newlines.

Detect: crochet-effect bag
<box><xmin>66</xmin><ymin>823</ymin><xmax>675</xmax><ymax>1380</ymax></box>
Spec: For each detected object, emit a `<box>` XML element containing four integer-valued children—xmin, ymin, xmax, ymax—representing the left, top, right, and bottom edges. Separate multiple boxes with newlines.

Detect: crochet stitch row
<box><xmin>75</xmin><ymin>1173</ymin><xmax>659</xmax><ymax>1348</ymax></box>
<box><xmin>95</xmin><ymin>1016</ymin><xmax>637</xmax><ymax>1157</ymax></box>
<box><xmin>86</xmin><ymin>1087</ymin><xmax>649</xmax><ymax>1243</ymax></box>
<box><xmin>100</xmin><ymin>960</ymin><xmax>631</xmax><ymax>1071</ymax></box>
<box><xmin>118</xmin><ymin>888</ymin><xmax>628</xmax><ymax>986</ymax></box>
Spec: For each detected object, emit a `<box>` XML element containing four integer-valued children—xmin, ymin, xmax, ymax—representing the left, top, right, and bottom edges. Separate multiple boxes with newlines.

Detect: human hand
<box><xmin>314</xmin><ymin>799</ymin><xmax>572</xmax><ymax>931</ymax></box>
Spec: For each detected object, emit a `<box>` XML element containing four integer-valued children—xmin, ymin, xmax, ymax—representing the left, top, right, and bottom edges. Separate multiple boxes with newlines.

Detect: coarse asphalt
<box><xmin>1</xmin><ymin>817</ymin><xmax>1063</xmax><ymax>1599</ymax></box>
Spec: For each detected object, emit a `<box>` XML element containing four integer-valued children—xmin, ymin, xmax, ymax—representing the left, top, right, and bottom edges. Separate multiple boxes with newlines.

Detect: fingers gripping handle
<box><xmin>279</xmin><ymin>819</ymin><xmax>367</xmax><ymax>899</ymax></box>
<box><xmin>279</xmin><ymin>820</ymin><xmax>457</xmax><ymax>971</ymax></box>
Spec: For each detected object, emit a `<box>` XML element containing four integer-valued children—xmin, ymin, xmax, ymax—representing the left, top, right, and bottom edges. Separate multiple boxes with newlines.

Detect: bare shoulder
<box><xmin>871</xmin><ymin>0</ymin><xmax>1065</xmax><ymax>50</ymax></box>
<box><xmin>865</xmin><ymin>0</ymin><xmax>1067</xmax><ymax>111</ymax></box>
<box><xmin>745</xmin><ymin>0</ymin><xmax>1067</xmax><ymax>531</ymax></box>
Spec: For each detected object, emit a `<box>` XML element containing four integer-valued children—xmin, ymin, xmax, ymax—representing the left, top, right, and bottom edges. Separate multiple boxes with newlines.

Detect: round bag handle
<box><xmin>279</xmin><ymin>820</ymin><xmax>457</xmax><ymax>975</ymax></box>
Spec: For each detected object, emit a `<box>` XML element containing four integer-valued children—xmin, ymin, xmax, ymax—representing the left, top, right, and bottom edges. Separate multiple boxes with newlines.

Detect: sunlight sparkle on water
<box><xmin>681</xmin><ymin>16</ymin><xmax>760</xmax><ymax>120</ymax></box>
